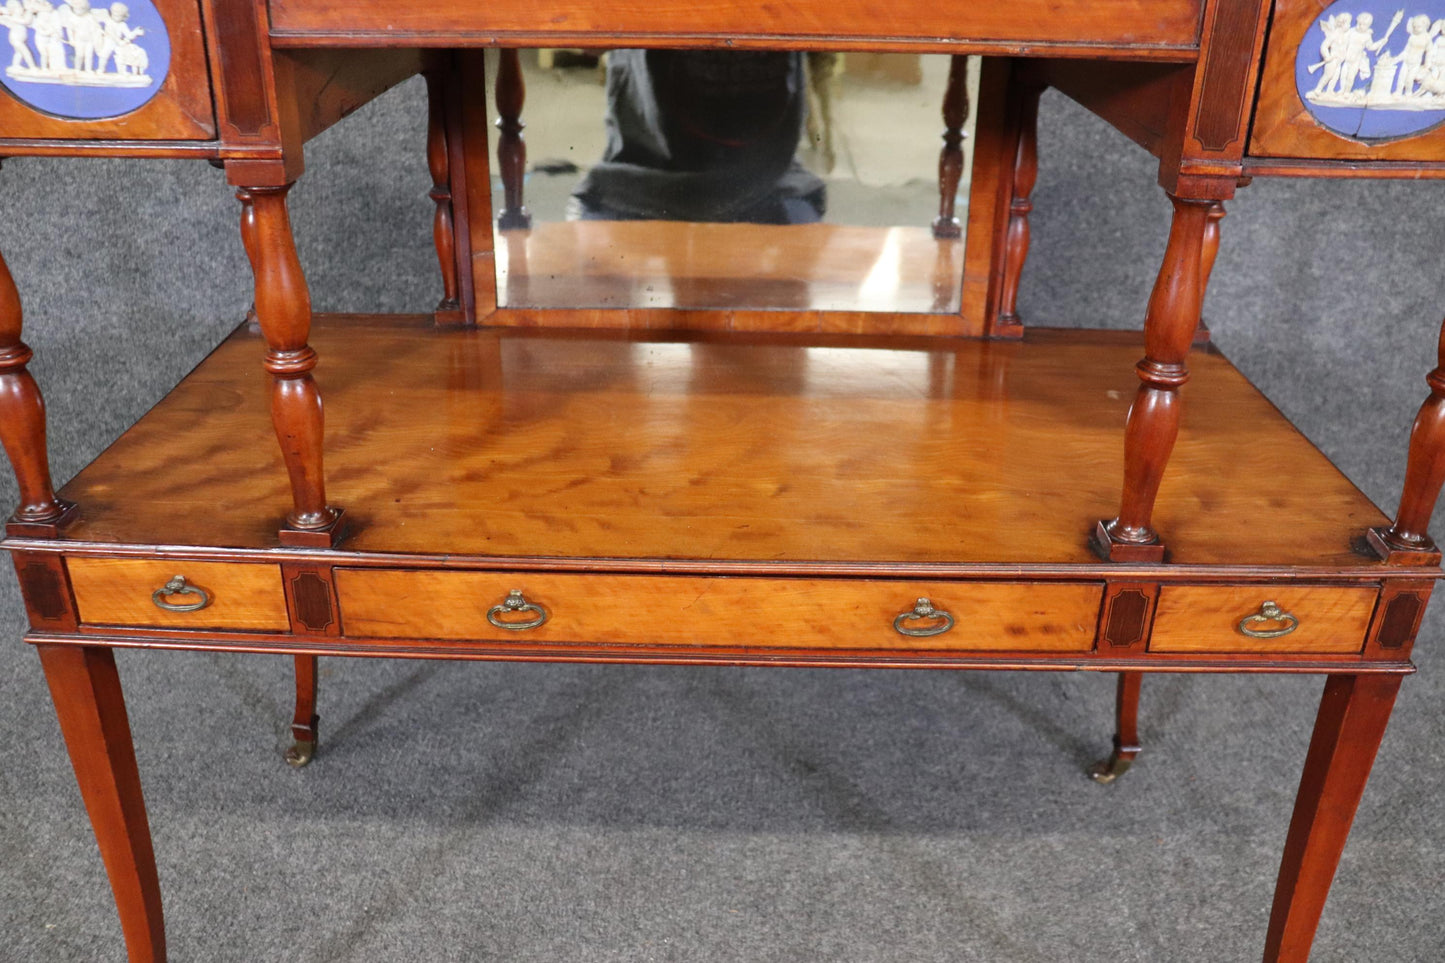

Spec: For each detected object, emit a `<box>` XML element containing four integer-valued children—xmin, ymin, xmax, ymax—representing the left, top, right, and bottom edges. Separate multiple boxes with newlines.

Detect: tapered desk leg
<box><xmin>236</xmin><ymin>184</ymin><xmax>345</xmax><ymax>547</ymax></box>
<box><xmin>0</xmin><ymin>246</ymin><xmax>76</xmax><ymax>536</ymax></box>
<box><xmin>1094</xmin><ymin>194</ymin><xmax>1214</xmax><ymax>561</ymax></box>
<box><xmin>286</xmin><ymin>654</ymin><xmax>320</xmax><ymax>767</ymax></box>
<box><xmin>1263</xmin><ymin>674</ymin><xmax>1402</xmax><ymax>963</ymax></box>
<box><xmin>38</xmin><ymin>644</ymin><xmax>165</xmax><ymax>963</ymax></box>
<box><xmin>931</xmin><ymin>54</ymin><xmax>969</xmax><ymax>240</ymax></box>
<box><xmin>1090</xmin><ymin>671</ymin><xmax>1142</xmax><ymax>783</ymax></box>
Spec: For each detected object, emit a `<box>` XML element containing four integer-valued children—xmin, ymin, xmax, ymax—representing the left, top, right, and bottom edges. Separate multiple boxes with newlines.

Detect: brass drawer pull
<box><xmin>1238</xmin><ymin>600</ymin><xmax>1298</xmax><ymax>639</ymax></box>
<box><xmin>893</xmin><ymin>597</ymin><xmax>955</xmax><ymax>637</ymax></box>
<box><xmin>152</xmin><ymin>575</ymin><xmax>211</xmax><ymax>613</ymax></box>
<box><xmin>487</xmin><ymin>589</ymin><xmax>549</xmax><ymax>631</ymax></box>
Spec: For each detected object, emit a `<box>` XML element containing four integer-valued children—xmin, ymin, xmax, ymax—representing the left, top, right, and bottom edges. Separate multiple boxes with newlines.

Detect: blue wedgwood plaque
<box><xmin>0</xmin><ymin>0</ymin><xmax>170</xmax><ymax>121</ymax></box>
<box><xmin>1295</xmin><ymin>0</ymin><xmax>1445</xmax><ymax>140</ymax></box>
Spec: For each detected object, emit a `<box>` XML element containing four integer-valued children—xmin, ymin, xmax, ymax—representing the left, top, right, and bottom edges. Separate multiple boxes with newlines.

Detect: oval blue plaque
<box><xmin>0</xmin><ymin>0</ymin><xmax>170</xmax><ymax>120</ymax></box>
<box><xmin>1295</xmin><ymin>0</ymin><xmax>1445</xmax><ymax>141</ymax></box>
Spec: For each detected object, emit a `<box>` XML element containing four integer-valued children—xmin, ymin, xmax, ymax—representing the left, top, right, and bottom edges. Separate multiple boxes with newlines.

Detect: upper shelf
<box><xmin>266</xmin><ymin>0</ymin><xmax>1203</xmax><ymax>58</ymax></box>
<box><xmin>49</xmin><ymin>315</ymin><xmax>1389</xmax><ymax>573</ymax></box>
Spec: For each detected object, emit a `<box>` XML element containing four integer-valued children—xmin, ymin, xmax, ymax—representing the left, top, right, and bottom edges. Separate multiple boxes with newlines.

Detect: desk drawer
<box><xmin>0</xmin><ymin>0</ymin><xmax>214</xmax><ymax>142</ymax></box>
<box><xmin>1149</xmin><ymin>585</ymin><xmax>1377</xmax><ymax>654</ymax></box>
<box><xmin>68</xmin><ymin>558</ymin><xmax>289</xmax><ymax>631</ymax></box>
<box><xmin>335</xmin><ymin>570</ymin><xmax>1103</xmax><ymax>652</ymax></box>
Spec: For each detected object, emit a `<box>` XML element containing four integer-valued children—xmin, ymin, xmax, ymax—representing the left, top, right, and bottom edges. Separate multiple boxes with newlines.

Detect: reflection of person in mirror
<box><xmin>1</xmin><ymin>0</ymin><xmax>37</xmax><ymax>71</ymax></box>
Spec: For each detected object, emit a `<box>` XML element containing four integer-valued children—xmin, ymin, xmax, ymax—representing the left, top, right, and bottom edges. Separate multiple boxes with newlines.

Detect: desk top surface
<box><xmin>48</xmin><ymin>315</ymin><xmax>1388</xmax><ymax>573</ymax></box>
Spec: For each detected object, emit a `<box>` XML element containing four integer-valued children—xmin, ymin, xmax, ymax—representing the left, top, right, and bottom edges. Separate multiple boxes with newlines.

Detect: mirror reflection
<box><xmin>489</xmin><ymin>50</ymin><xmax>978</xmax><ymax>314</ymax></box>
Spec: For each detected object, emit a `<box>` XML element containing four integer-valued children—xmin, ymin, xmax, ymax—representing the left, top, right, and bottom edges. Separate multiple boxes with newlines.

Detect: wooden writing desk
<box><xmin>2</xmin><ymin>2</ymin><xmax>1444</xmax><ymax>960</ymax></box>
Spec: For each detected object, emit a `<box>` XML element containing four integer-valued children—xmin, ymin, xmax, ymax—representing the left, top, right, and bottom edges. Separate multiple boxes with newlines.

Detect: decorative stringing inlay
<box><xmin>1295</xmin><ymin>0</ymin><xmax>1445</xmax><ymax>140</ymax></box>
<box><xmin>0</xmin><ymin>0</ymin><xmax>169</xmax><ymax>120</ymax></box>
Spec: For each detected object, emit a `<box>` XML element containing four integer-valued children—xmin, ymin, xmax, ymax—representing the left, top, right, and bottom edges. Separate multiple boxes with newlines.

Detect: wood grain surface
<box><xmin>52</xmin><ymin>316</ymin><xmax>1391</xmax><ymax>568</ymax></box>
<box><xmin>267</xmin><ymin>0</ymin><xmax>1204</xmax><ymax>54</ymax></box>
<box><xmin>1150</xmin><ymin>584</ymin><xmax>1379</xmax><ymax>653</ymax></box>
<box><xmin>68</xmin><ymin>558</ymin><xmax>289</xmax><ymax>630</ymax></box>
<box><xmin>335</xmin><ymin>569</ymin><xmax>1103</xmax><ymax>650</ymax></box>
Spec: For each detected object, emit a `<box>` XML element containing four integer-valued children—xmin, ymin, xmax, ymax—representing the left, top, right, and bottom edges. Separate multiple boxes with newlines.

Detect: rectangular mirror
<box><xmin>487</xmin><ymin>50</ymin><xmax>979</xmax><ymax>314</ymax></box>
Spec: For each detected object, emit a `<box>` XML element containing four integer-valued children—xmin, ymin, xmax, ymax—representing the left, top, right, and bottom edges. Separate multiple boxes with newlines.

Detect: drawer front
<box><xmin>335</xmin><ymin>570</ymin><xmax>1103</xmax><ymax>652</ymax></box>
<box><xmin>68</xmin><ymin>558</ymin><xmax>289</xmax><ymax>630</ymax></box>
<box><xmin>0</xmin><ymin>0</ymin><xmax>214</xmax><ymax>142</ymax></box>
<box><xmin>1150</xmin><ymin>585</ymin><xmax>1377</xmax><ymax>654</ymax></box>
<box><xmin>1250</xmin><ymin>0</ymin><xmax>1445</xmax><ymax>162</ymax></box>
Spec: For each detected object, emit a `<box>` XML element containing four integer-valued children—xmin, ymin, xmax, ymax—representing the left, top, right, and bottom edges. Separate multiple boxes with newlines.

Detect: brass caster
<box><xmin>1088</xmin><ymin>753</ymin><xmax>1134</xmax><ymax>785</ymax></box>
<box><xmin>284</xmin><ymin>739</ymin><xmax>316</xmax><ymax>768</ymax></box>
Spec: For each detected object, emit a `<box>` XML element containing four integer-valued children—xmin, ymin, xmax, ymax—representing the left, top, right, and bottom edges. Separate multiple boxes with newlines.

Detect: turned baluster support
<box><xmin>1194</xmin><ymin>200</ymin><xmax>1226</xmax><ymax>344</ymax></box>
<box><xmin>0</xmin><ymin>247</ymin><xmax>76</xmax><ymax>536</ymax></box>
<box><xmin>495</xmin><ymin>48</ymin><xmax>532</xmax><ymax>232</ymax></box>
<box><xmin>995</xmin><ymin>77</ymin><xmax>1044</xmax><ymax>334</ymax></box>
<box><xmin>425</xmin><ymin>68</ymin><xmax>464</xmax><ymax>323</ymax></box>
<box><xmin>1369</xmin><ymin>312</ymin><xmax>1445</xmax><ymax>563</ymax></box>
<box><xmin>931</xmin><ymin>55</ymin><xmax>970</xmax><ymax>240</ymax></box>
<box><xmin>236</xmin><ymin>185</ymin><xmax>346</xmax><ymax>547</ymax></box>
<box><xmin>1094</xmin><ymin>194</ymin><xmax>1215</xmax><ymax>562</ymax></box>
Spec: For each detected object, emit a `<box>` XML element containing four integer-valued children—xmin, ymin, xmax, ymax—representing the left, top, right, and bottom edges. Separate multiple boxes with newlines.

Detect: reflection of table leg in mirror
<box><xmin>932</xmin><ymin>54</ymin><xmax>969</xmax><ymax>240</ymax></box>
<box><xmin>496</xmin><ymin>48</ymin><xmax>532</xmax><ymax>232</ymax></box>
<box><xmin>994</xmin><ymin>68</ymin><xmax>1043</xmax><ymax>337</ymax></box>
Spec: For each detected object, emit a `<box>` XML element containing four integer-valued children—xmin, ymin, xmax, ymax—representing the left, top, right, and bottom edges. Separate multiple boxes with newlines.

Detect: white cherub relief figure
<box><xmin>1309</xmin><ymin>12</ymin><xmax>1352</xmax><ymax>96</ymax></box>
<box><xmin>60</xmin><ymin>0</ymin><xmax>104</xmax><ymax>74</ymax></box>
<box><xmin>0</xmin><ymin>0</ymin><xmax>37</xmax><ymax>71</ymax></box>
<box><xmin>27</xmin><ymin>0</ymin><xmax>66</xmax><ymax>74</ymax></box>
<box><xmin>98</xmin><ymin>3</ymin><xmax>144</xmax><ymax>74</ymax></box>
<box><xmin>1393</xmin><ymin>14</ymin><xmax>1445</xmax><ymax>96</ymax></box>
<box><xmin>1335</xmin><ymin>11</ymin><xmax>1401</xmax><ymax>98</ymax></box>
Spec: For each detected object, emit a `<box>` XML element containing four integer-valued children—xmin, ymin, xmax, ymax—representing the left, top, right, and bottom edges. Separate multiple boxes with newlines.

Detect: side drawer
<box><xmin>1149</xmin><ymin>584</ymin><xmax>1377</xmax><ymax>654</ymax></box>
<box><xmin>335</xmin><ymin>570</ymin><xmax>1104</xmax><ymax>652</ymax></box>
<box><xmin>68</xmin><ymin>558</ymin><xmax>289</xmax><ymax>630</ymax></box>
<box><xmin>0</xmin><ymin>0</ymin><xmax>214</xmax><ymax>141</ymax></box>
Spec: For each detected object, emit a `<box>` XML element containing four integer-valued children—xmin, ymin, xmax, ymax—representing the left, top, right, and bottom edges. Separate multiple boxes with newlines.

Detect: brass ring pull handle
<box><xmin>1238</xmin><ymin>600</ymin><xmax>1299</xmax><ymax>639</ymax></box>
<box><xmin>152</xmin><ymin>575</ymin><xmax>211</xmax><ymax>613</ymax></box>
<box><xmin>487</xmin><ymin>589</ymin><xmax>549</xmax><ymax>631</ymax></box>
<box><xmin>893</xmin><ymin>597</ymin><xmax>955</xmax><ymax>637</ymax></box>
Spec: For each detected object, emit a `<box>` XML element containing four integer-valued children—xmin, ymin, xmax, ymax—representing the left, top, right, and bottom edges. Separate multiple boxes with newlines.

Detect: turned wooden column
<box><xmin>425</xmin><ymin>68</ymin><xmax>464</xmax><ymax>324</ymax></box>
<box><xmin>1094</xmin><ymin>194</ymin><xmax>1214</xmax><ymax>562</ymax></box>
<box><xmin>495</xmin><ymin>48</ymin><xmax>532</xmax><ymax>231</ymax></box>
<box><xmin>0</xmin><ymin>248</ymin><xmax>76</xmax><ymax>536</ymax></box>
<box><xmin>236</xmin><ymin>185</ymin><xmax>345</xmax><ymax>547</ymax></box>
<box><xmin>39</xmin><ymin>644</ymin><xmax>166</xmax><ymax>963</ymax></box>
<box><xmin>1369</xmin><ymin>312</ymin><xmax>1445</xmax><ymax>563</ymax></box>
<box><xmin>931</xmin><ymin>55</ymin><xmax>970</xmax><ymax>240</ymax></box>
<box><xmin>995</xmin><ymin>77</ymin><xmax>1044</xmax><ymax>333</ymax></box>
<box><xmin>1194</xmin><ymin>200</ymin><xmax>1226</xmax><ymax>344</ymax></box>
<box><xmin>1263</xmin><ymin>673</ymin><xmax>1402</xmax><ymax>962</ymax></box>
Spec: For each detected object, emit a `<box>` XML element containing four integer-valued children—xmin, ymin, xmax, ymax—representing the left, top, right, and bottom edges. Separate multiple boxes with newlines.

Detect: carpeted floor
<box><xmin>1</xmin><ymin>78</ymin><xmax>1442</xmax><ymax>962</ymax></box>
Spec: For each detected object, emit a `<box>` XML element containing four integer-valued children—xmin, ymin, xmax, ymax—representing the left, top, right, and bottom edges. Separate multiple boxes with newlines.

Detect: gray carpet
<box><xmin>1</xmin><ymin>78</ymin><xmax>1443</xmax><ymax>962</ymax></box>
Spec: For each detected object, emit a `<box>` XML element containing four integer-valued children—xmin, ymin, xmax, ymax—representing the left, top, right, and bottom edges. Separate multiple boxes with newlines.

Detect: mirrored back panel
<box><xmin>486</xmin><ymin>50</ymin><xmax>980</xmax><ymax>315</ymax></box>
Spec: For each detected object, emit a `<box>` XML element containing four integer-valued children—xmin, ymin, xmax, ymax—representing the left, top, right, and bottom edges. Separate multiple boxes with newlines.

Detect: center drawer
<box><xmin>334</xmin><ymin>570</ymin><xmax>1103</xmax><ymax>652</ymax></box>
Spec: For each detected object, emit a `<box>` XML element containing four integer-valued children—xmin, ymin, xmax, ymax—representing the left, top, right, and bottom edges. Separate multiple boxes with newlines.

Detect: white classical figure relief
<box><xmin>2</xmin><ymin>0</ymin><xmax>150</xmax><ymax>87</ymax></box>
<box><xmin>1306</xmin><ymin>8</ymin><xmax>1445</xmax><ymax>108</ymax></box>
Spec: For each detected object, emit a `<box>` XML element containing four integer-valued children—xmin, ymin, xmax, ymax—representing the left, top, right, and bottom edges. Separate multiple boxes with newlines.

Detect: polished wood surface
<box><xmin>266</xmin><ymin>0</ymin><xmax>1205</xmax><ymax>55</ymax></box>
<box><xmin>495</xmin><ymin>220</ymin><xmax>965</xmax><ymax>315</ymax></box>
<box><xmin>1149</xmin><ymin>585</ymin><xmax>1379</xmax><ymax>654</ymax></box>
<box><xmin>36</xmin><ymin>644</ymin><xmax>165</xmax><ymax>963</ymax></box>
<box><xmin>53</xmin><ymin>316</ymin><xmax>1390</xmax><ymax>569</ymax></box>
<box><xmin>67</xmin><ymin>558</ymin><xmax>289</xmax><ymax>630</ymax></box>
<box><xmin>336</xmin><ymin>569</ymin><xmax>1103</xmax><ymax>650</ymax></box>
